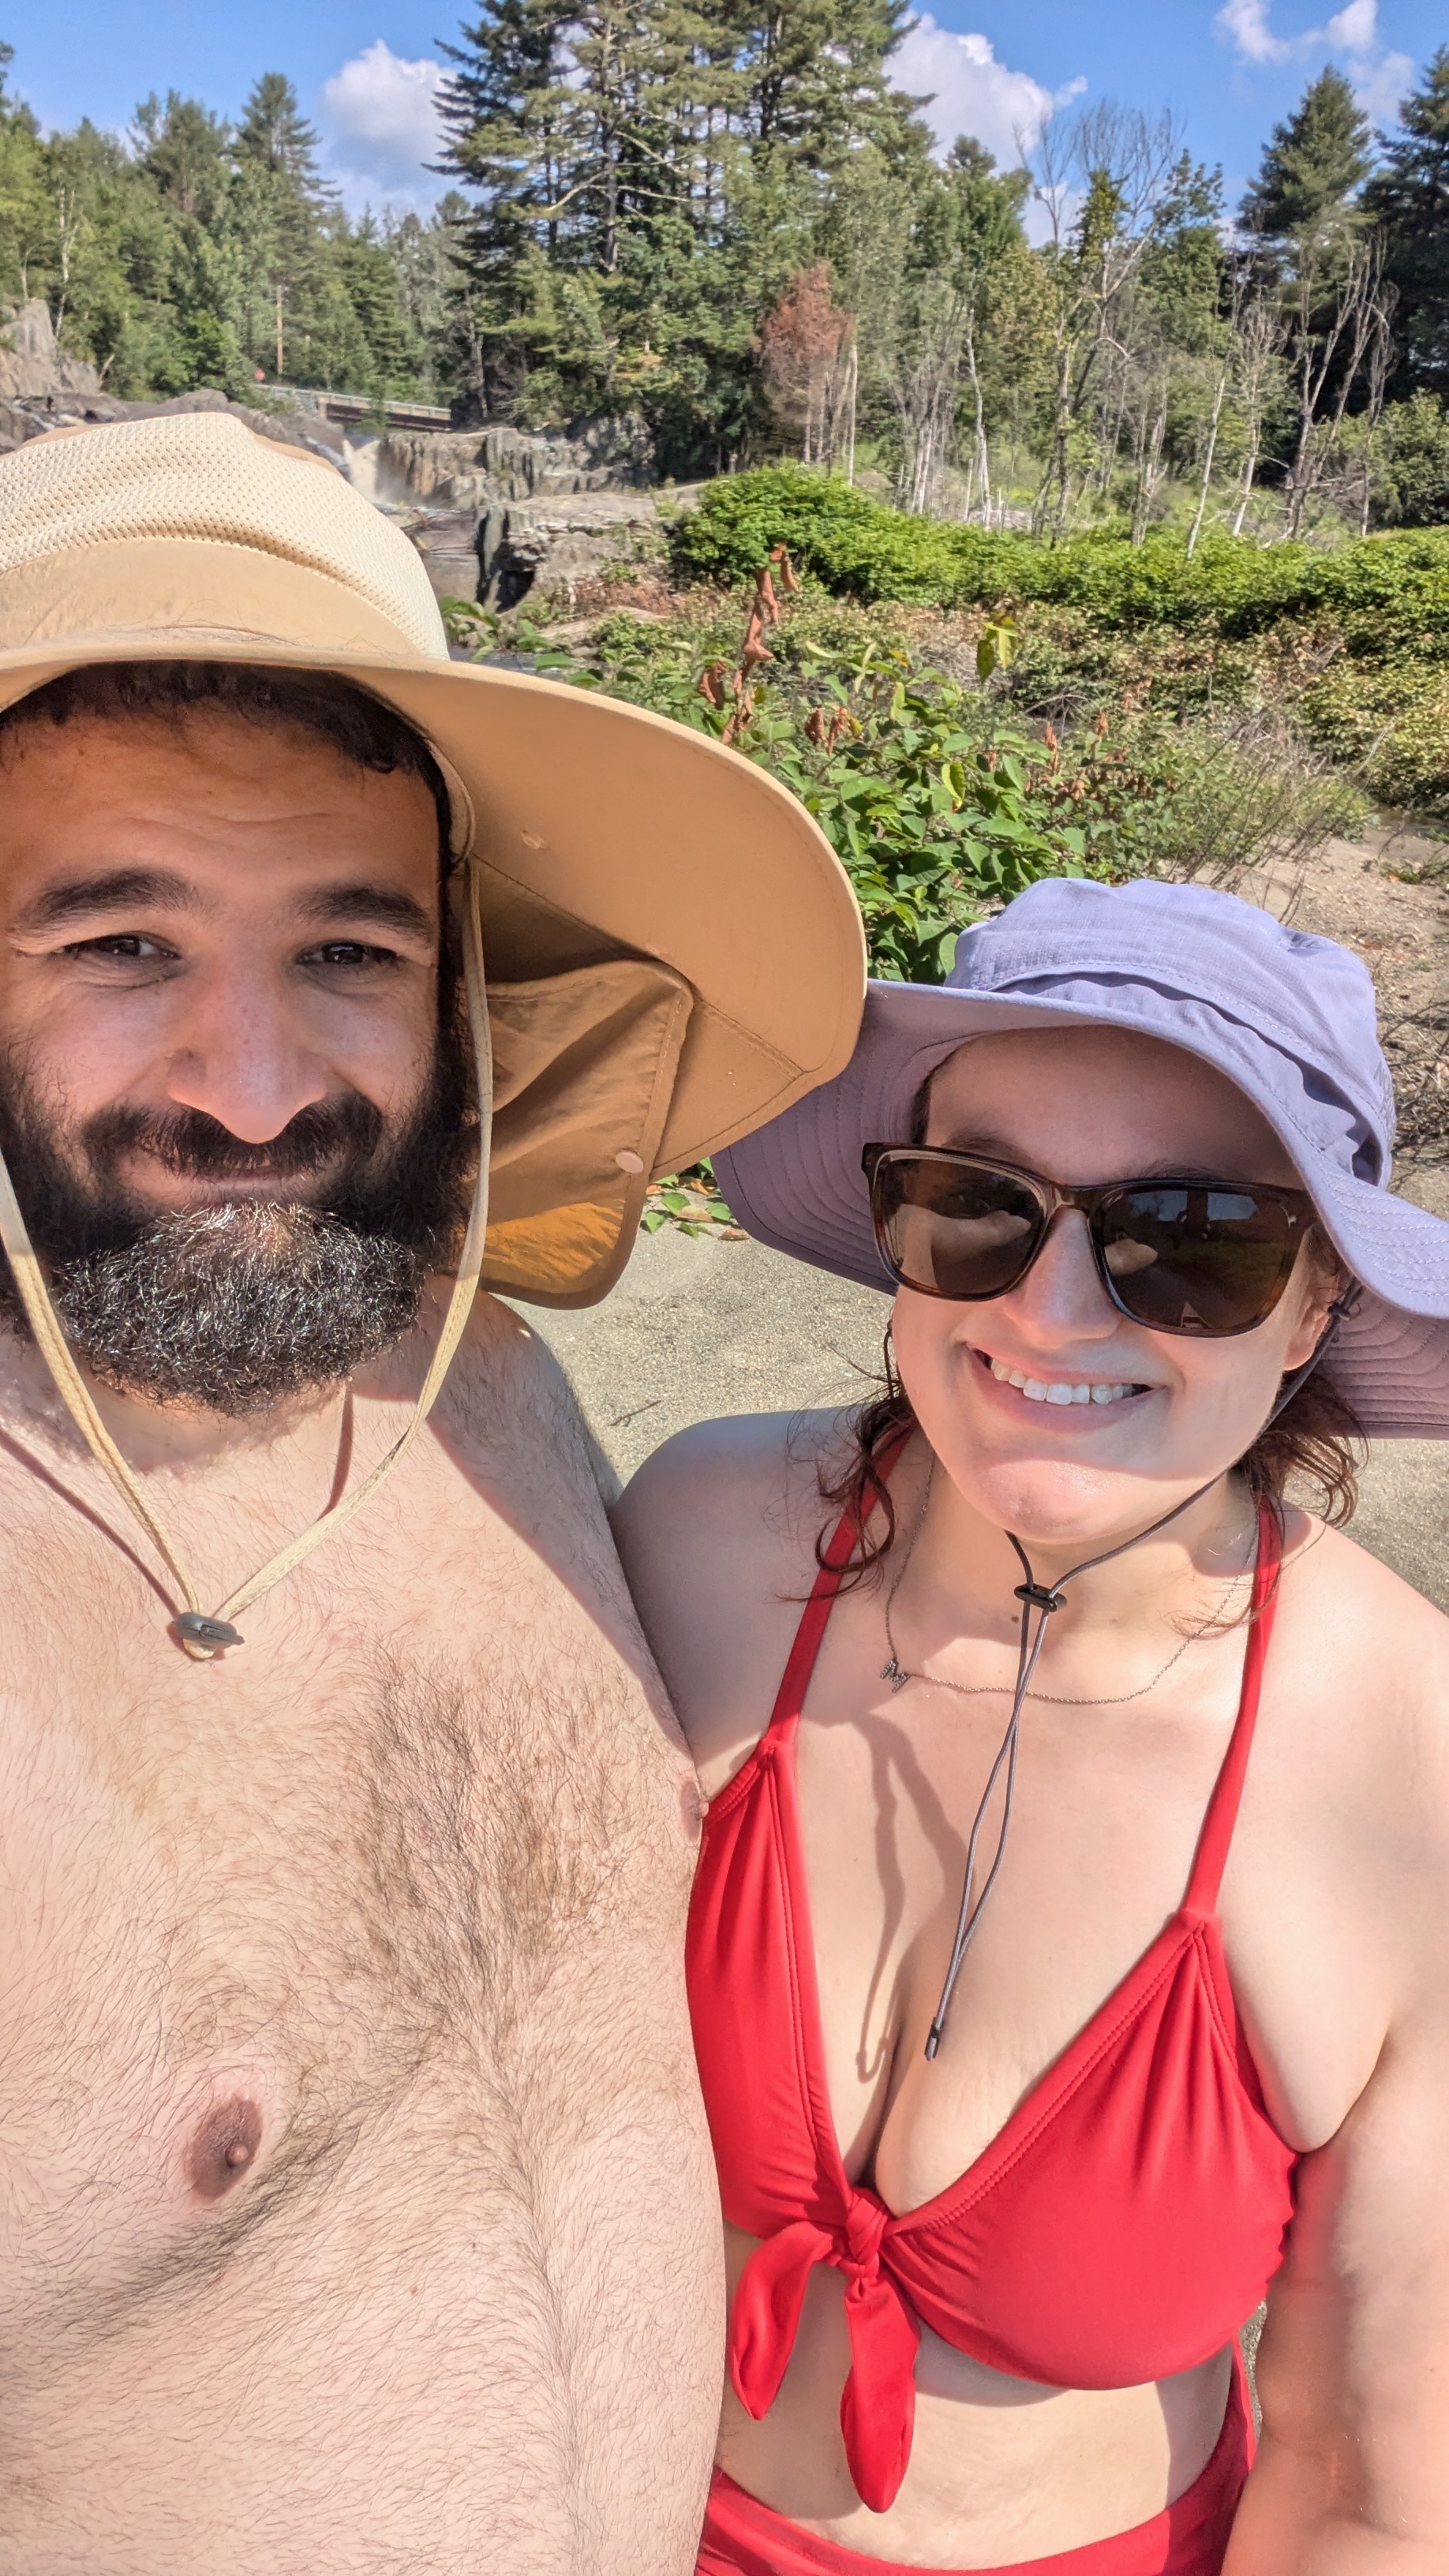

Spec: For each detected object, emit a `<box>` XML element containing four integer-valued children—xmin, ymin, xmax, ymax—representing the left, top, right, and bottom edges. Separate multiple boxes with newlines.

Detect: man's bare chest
<box><xmin>0</xmin><ymin>1454</ymin><xmax>694</xmax><ymax>2349</ymax></box>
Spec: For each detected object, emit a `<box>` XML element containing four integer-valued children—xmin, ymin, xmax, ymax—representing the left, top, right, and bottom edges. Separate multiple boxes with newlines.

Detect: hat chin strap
<box><xmin>0</xmin><ymin>856</ymin><xmax>494</xmax><ymax>1662</ymax></box>
<box><xmin>923</xmin><ymin>1291</ymin><xmax>1360</xmax><ymax>2059</ymax></box>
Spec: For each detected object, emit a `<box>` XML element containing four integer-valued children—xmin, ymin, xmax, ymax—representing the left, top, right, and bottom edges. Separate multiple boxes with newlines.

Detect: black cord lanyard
<box><xmin>923</xmin><ymin>1293</ymin><xmax>1357</xmax><ymax>2060</ymax></box>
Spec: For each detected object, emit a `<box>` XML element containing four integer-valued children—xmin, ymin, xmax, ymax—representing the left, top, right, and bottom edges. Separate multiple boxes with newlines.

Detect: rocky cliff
<box><xmin>0</xmin><ymin>305</ymin><xmax>673</xmax><ymax>613</ymax></box>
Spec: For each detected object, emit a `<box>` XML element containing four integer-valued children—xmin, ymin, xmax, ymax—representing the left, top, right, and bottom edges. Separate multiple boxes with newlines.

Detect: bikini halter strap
<box><xmin>925</xmin><ymin>1296</ymin><xmax>1357</xmax><ymax>2060</ymax></box>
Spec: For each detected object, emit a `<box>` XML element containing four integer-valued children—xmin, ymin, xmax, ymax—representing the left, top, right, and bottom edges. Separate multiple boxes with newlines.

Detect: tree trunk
<box><xmin>1130</xmin><ymin>397</ymin><xmax>1167</xmax><ymax>547</ymax></box>
<box><xmin>1186</xmin><ymin>368</ymin><xmax>1229</xmax><ymax>560</ymax></box>
<box><xmin>1231</xmin><ymin>437</ymin><xmax>1258</xmax><ymax>538</ymax></box>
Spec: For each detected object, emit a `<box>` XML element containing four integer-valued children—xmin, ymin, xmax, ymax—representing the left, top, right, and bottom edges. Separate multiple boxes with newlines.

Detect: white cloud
<box><xmin>1324</xmin><ymin>0</ymin><xmax>1376</xmax><ymax>47</ymax></box>
<box><xmin>895</xmin><ymin>18</ymin><xmax>1086</xmax><ymax>167</ymax></box>
<box><xmin>1216</xmin><ymin>0</ymin><xmax>1413</xmax><ymax>126</ymax></box>
<box><xmin>319</xmin><ymin>39</ymin><xmax>447</xmax><ymax>210</ymax></box>
<box><xmin>1216</xmin><ymin>0</ymin><xmax>1291</xmax><ymax>65</ymax></box>
<box><xmin>1349</xmin><ymin>45</ymin><xmax>1413</xmax><ymax>121</ymax></box>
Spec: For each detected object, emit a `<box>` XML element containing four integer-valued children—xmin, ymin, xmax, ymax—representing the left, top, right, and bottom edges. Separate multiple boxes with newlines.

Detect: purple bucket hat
<box><xmin>714</xmin><ymin>877</ymin><xmax>1449</xmax><ymax>1440</ymax></box>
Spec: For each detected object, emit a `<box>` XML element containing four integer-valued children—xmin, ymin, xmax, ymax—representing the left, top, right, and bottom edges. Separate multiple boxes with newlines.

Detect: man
<box><xmin>0</xmin><ymin>414</ymin><xmax>865</xmax><ymax>2573</ymax></box>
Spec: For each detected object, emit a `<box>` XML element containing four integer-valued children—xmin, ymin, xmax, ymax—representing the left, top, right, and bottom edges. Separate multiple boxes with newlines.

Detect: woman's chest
<box><xmin>784</xmin><ymin>1647</ymin><xmax>1379</xmax><ymax>2208</ymax></box>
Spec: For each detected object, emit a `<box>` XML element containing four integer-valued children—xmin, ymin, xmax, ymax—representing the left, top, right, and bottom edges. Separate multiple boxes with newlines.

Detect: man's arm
<box><xmin>1226</xmin><ymin>1874</ymin><xmax>1449</xmax><ymax>2567</ymax></box>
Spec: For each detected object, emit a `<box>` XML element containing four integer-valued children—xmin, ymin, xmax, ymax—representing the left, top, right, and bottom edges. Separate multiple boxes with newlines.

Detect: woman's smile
<box><xmin>970</xmin><ymin>1343</ymin><xmax>1156</xmax><ymax>1412</ymax></box>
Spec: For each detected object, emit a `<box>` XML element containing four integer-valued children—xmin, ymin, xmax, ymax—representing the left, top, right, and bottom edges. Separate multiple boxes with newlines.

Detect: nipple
<box><xmin>186</xmin><ymin>2097</ymin><xmax>263</xmax><ymax>2202</ymax></box>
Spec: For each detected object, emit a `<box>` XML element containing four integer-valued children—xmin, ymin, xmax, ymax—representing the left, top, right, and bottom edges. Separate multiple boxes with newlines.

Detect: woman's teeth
<box><xmin>987</xmin><ymin>1357</ymin><xmax>1141</xmax><ymax>1407</ymax></box>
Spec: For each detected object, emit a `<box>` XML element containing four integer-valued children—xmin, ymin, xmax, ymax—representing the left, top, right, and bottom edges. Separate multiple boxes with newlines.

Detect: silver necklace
<box><xmin>882</xmin><ymin>1460</ymin><xmax>1252</xmax><ymax>1709</ymax></box>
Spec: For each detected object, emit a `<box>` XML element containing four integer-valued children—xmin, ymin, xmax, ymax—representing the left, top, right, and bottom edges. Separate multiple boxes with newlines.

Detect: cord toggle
<box><xmin>1013</xmin><ymin>1581</ymin><xmax>1067</xmax><ymax>1614</ymax></box>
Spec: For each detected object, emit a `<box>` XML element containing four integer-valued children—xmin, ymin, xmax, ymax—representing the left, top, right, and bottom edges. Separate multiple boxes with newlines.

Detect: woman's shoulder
<box><xmin>1277</xmin><ymin>1507</ymin><xmax>1447</xmax><ymax>1676</ymax></box>
<box><xmin>1272</xmin><ymin>1505</ymin><xmax>1449</xmax><ymax>1846</ymax></box>
<box><xmin>617</xmin><ymin>1404</ymin><xmax>845</xmax><ymax>1533</ymax></box>
<box><xmin>613</xmin><ymin>1410</ymin><xmax>855</xmax><ymax>1774</ymax></box>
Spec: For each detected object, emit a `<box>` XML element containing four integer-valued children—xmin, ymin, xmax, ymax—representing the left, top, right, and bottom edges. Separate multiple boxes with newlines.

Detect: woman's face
<box><xmin>890</xmin><ymin>1025</ymin><xmax>1337</xmax><ymax>1551</ymax></box>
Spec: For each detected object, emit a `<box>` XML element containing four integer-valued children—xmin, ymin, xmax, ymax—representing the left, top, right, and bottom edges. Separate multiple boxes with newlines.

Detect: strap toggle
<box><xmin>1013</xmin><ymin>1580</ymin><xmax>1067</xmax><ymax>1613</ymax></box>
<box><xmin>175</xmin><ymin>1612</ymin><xmax>245</xmax><ymax>1652</ymax></box>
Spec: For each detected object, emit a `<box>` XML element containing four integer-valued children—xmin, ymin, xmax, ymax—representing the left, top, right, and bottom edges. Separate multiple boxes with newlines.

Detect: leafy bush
<box><xmin>672</xmin><ymin>463</ymin><xmax>1449</xmax><ymax>635</ymax></box>
<box><xmin>508</xmin><ymin>602</ymin><xmax>1363</xmax><ymax>981</ymax></box>
<box><xmin>665</xmin><ymin>467</ymin><xmax>1449</xmax><ymax>817</ymax></box>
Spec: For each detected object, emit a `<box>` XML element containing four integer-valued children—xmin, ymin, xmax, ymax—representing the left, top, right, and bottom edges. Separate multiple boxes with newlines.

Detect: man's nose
<box><xmin>161</xmin><ymin>966</ymin><xmax>330</xmax><ymax>1144</ymax></box>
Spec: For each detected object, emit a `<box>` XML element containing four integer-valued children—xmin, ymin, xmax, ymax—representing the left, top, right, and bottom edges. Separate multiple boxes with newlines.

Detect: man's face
<box><xmin>0</xmin><ymin>703</ymin><xmax>468</xmax><ymax>1413</ymax></box>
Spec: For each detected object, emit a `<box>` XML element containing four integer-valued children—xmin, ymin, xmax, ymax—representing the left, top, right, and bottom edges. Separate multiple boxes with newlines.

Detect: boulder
<box><xmin>0</xmin><ymin>299</ymin><xmax>103</xmax><ymax>402</ymax></box>
<box><xmin>477</xmin><ymin>488</ymin><xmax>666</xmax><ymax>610</ymax></box>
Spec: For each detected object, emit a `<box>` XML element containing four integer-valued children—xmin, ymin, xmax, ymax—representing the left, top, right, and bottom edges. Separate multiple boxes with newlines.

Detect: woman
<box><xmin>616</xmin><ymin>878</ymin><xmax>1449</xmax><ymax>2576</ymax></box>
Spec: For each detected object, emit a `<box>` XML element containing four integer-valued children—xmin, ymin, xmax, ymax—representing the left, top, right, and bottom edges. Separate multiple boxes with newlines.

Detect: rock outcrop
<box><xmin>0</xmin><ymin>299</ymin><xmax>105</xmax><ymax>403</ymax></box>
<box><xmin>374</xmin><ymin>414</ymin><xmax>654</xmax><ymax>509</ymax></box>
<box><xmin>0</xmin><ymin>313</ymin><xmax>675</xmax><ymax>614</ymax></box>
<box><xmin>0</xmin><ymin>307</ymin><xmax>347</xmax><ymax>468</ymax></box>
<box><xmin>364</xmin><ymin>414</ymin><xmax>667</xmax><ymax>608</ymax></box>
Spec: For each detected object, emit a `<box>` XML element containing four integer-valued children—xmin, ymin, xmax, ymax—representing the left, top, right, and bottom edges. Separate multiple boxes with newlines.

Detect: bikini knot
<box><xmin>842</xmin><ymin>2190</ymin><xmax>890</xmax><ymax>2281</ymax></box>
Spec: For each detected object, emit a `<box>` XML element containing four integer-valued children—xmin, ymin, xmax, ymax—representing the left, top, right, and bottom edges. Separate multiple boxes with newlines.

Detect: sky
<box><xmin>4</xmin><ymin>0</ymin><xmax>1443</xmax><ymax>220</ymax></box>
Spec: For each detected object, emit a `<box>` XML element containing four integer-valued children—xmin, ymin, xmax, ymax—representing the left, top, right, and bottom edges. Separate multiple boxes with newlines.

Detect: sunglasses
<box><xmin>862</xmin><ymin>1146</ymin><xmax>1315</xmax><ymax>1338</ymax></box>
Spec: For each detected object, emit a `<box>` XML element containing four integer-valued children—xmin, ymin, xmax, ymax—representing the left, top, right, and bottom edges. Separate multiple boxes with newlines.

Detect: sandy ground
<box><xmin>1239</xmin><ymin>820</ymin><xmax>1446</xmax><ymax>1200</ymax></box>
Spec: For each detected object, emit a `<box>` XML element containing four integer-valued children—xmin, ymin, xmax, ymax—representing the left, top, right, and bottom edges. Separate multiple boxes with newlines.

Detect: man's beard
<box><xmin>0</xmin><ymin>1035</ymin><xmax>472</xmax><ymax>1416</ymax></box>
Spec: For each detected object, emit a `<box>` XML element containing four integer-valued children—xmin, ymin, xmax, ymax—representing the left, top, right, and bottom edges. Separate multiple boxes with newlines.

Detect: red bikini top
<box><xmin>685</xmin><ymin>1491</ymin><xmax>1297</xmax><ymax>2514</ymax></box>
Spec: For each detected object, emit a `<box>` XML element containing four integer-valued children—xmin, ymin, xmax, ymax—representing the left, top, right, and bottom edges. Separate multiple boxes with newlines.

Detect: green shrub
<box><xmin>665</xmin><ymin>474</ymin><xmax>1449</xmax><ymax>816</ymax></box>
<box><xmin>519</xmin><ymin>606</ymin><xmax>1365</xmax><ymax>979</ymax></box>
<box><xmin>670</xmin><ymin>464</ymin><xmax>1449</xmax><ymax>641</ymax></box>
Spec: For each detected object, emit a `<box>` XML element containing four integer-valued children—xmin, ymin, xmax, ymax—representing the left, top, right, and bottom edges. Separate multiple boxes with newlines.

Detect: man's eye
<box><xmin>66</xmin><ymin>934</ymin><xmax>170</xmax><ymax>961</ymax></box>
<box><xmin>301</xmin><ymin>941</ymin><xmax>399</xmax><ymax>968</ymax></box>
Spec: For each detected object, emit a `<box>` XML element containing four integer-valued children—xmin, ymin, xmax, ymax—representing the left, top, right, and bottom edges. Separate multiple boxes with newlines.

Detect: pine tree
<box><xmin>339</xmin><ymin>220</ymin><xmax>422</xmax><ymax>401</ymax></box>
<box><xmin>732</xmin><ymin>0</ymin><xmax>924</xmax><ymax>166</ymax></box>
<box><xmin>1241</xmin><ymin>67</ymin><xmax>1372</xmax><ymax>254</ymax></box>
<box><xmin>435</xmin><ymin>0</ymin><xmax>575</xmax><ymax>411</ymax></box>
<box><xmin>1367</xmin><ymin>47</ymin><xmax>1449</xmax><ymax>395</ymax></box>
<box><xmin>438</xmin><ymin>0</ymin><xmax>923</xmax><ymax>443</ymax></box>
<box><xmin>230</xmin><ymin>73</ymin><xmax>335</xmax><ymax>383</ymax></box>
<box><xmin>134</xmin><ymin>92</ymin><xmax>231</xmax><ymax>226</ymax></box>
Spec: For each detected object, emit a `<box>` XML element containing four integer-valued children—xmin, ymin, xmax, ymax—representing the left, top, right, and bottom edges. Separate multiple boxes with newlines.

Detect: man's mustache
<box><xmin>81</xmin><ymin>1095</ymin><xmax>386</xmax><ymax>1185</ymax></box>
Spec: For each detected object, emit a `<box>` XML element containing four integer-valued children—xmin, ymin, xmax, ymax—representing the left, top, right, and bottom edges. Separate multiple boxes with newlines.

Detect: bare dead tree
<box><xmin>1229</xmin><ymin>287</ymin><xmax>1288</xmax><ymax>537</ymax></box>
<box><xmin>822</xmin><ymin>325</ymin><xmax>858</xmax><ymax>481</ymax></box>
<box><xmin>1282</xmin><ymin>234</ymin><xmax>1394</xmax><ymax>539</ymax></box>
<box><xmin>1357</xmin><ymin>296</ymin><xmax>1395</xmax><ymax>534</ymax></box>
<box><xmin>891</xmin><ymin>283</ymin><xmax>970</xmax><ymax>515</ymax></box>
<box><xmin>960</xmin><ymin>283</ymin><xmax>990</xmax><ymax>522</ymax></box>
<box><xmin>760</xmin><ymin>264</ymin><xmax>851</xmax><ymax>466</ymax></box>
<box><xmin>1128</xmin><ymin>348</ymin><xmax>1171</xmax><ymax>545</ymax></box>
<box><xmin>1028</xmin><ymin>103</ymin><xmax>1184</xmax><ymax>541</ymax></box>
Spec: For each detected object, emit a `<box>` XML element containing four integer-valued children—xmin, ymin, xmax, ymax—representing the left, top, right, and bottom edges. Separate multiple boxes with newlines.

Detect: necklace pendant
<box><xmin>881</xmin><ymin>1656</ymin><xmax>909</xmax><ymax>1693</ymax></box>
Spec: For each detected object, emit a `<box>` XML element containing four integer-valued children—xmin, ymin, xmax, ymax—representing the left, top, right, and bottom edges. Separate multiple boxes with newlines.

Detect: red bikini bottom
<box><xmin>697</xmin><ymin>2366</ymin><xmax>1251</xmax><ymax>2576</ymax></box>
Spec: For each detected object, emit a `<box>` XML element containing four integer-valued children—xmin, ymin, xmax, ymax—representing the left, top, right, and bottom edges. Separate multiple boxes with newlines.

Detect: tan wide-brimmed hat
<box><xmin>0</xmin><ymin>412</ymin><xmax>866</xmax><ymax>1653</ymax></box>
<box><xmin>0</xmin><ymin>411</ymin><xmax>865</xmax><ymax>1307</ymax></box>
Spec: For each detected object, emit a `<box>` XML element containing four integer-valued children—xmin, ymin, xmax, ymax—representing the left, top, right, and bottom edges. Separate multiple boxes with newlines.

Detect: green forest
<box><xmin>4</xmin><ymin>14</ymin><xmax>1449</xmax><ymax>535</ymax></box>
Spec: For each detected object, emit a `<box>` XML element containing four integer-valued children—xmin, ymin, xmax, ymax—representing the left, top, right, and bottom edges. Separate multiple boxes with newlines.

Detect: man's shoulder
<box><xmin>401</xmin><ymin>1288</ymin><xmax>618</xmax><ymax>1503</ymax></box>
